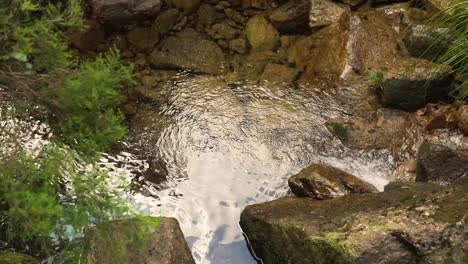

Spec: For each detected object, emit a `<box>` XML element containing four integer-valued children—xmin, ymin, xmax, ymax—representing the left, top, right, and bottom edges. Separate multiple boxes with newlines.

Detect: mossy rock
<box><xmin>0</xmin><ymin>251</ymin><xmax>39</xmax><ymax>264</ymax></box>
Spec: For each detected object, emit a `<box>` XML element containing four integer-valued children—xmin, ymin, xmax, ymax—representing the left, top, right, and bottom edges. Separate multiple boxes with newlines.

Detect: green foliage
<box><xmin>0</xmin><ymin>144</ymin><xmax>133</xmax><ymax>259</ymax></box>
<box><xmin>364</xmin><ymin>71</ymin><xmax>384</xmax><ymax>88</ymax></box>
<box><xmin>429</xmin><ymin>0</ymin><xmax>468</xmax><ymax>100</ymax></box>
<box><xmin>57</xmin><ymin>49</ymin><xmax>135</xmax><ymax>156</ymax></box>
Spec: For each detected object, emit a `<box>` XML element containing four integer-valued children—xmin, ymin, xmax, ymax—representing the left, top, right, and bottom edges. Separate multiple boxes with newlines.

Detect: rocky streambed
<box><xmin>58</xmin><ymin>0</ymin><xmax>468</xmax><ymax>263</ymax></box>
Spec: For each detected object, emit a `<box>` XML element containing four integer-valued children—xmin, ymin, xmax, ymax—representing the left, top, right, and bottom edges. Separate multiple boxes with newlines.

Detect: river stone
<box><xmin>152</xmin><ymin>9</ymin><xmax>180</xmax><ymax>35</ymax></box>
<box><xmin>90</xmin><ymin>0</ymin><xmax>162</xmax><ymax>26</ymax></box>
<box><xmin>339</xmin><ymin>0</ymin><xmax>366</xmax><ymax>6</ymax></box>
<box><xmin>149</xmin><ymin>29</ymin><xmax>226</xmax><ymax>75</ymax></box>
<box><xmin>167</xmin><ymin>0</ymin><xmax>202</xmax><ymax>14</ymax></box>
<box><xmin>403</xmin><ymin>24</ymin><xmax>450</xmax><ymax>60</ymax></box>
<box><xmin>197</xmin><ymin>4</ymin><xmax>218</xmax><ymax>26</ymax></box>
<box><xmin>457</xmin><ymin>104</ymin><xmax>468</xmax><ymax>135</ymax></box>
<box><xmin>0</xmin><ymin>251</ymin><xmax>39</xmax><ymax>264</ymax></box>
<box><xmin>269</xmin><ymin>0</ymin><xmax>310</xmax><ymax>33</ymax></box>
<box><xmin>234</xmin><ymin>51</ymin><xmax>285</xmax><ymax>80</ymax></box>
<box><xmin>260</xmin><ymin>63</ymin><xmax>298</xmax><ymax>85</ymax></box>
<box><xmin>379</xmin><ymin>58</ymin><xmax>453</xmax><ymax>111</ymax></box>
<box><xmin>240</xmin><ymin>181</ymin><xmax>468</xmax><ymax>264</ymax></box>
<box><xmin>82</xmin><ymin>217</ymin><xmax>195</xmax><ymax>264</ymax></box>
<box><xmin>288</xmin><ymin>164</ymin><xmax>378</xmax><ymax>199</ymax></box>
<box><xmin>224</xmin><ymin>8</ymin><xmax>246</xmax><ymax>24</ymax></box>
<box><xmin>126</xmin><ymin>26</ymin><xmax>159</xmax><ymax>51</ymax></box>
<box><xmin>416</xmin><ymin>142</ymin><xmax>468</xmax><ymax>184</ymax></box>
<box><xmin>229</xmin><ymin>38</ymin><xmax>248</xmax><ymax>54</ymax></box>
<box><xmin>309</xmin><ymin>0</ymin><xmax>349</xmax><ymax>29</ymax></box>
<box><xmin>245</xmin><ymin>16</ymin><xmax>280</xmax><ymax>52</ymax></box>
<box><xmin>207</xmin><ymin>21</ymin><xmax>239</xmax><ymax>40</ymax></box>
<box><xmin>67</xmin><ymin>21</ymin><xmax>105</xmax><ymax>52</ymax></box>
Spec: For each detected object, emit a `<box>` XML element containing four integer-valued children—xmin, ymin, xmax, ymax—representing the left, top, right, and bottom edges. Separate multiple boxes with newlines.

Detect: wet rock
<box><xmin>269</xmin><ymin>0</ymin><xmax>310</xmax><ymax>33</ymax></box>
<box><xmin>133</xmin><ymin>70</ymin><xmax>178</xmax><ymax>103</ymax></box>
<box><xmin>229</xmin><ymin>38</ymin><xmax>248</xmax><ymax>54</ymax></box>
<box><xmin>260</xmin><ymin>63</ymin><xmax>298</xmax><ymax>85</ymax></box>
<box><xmin>149</xmin><ymin>29</ymin><xmax>226</xmax><ymax>75</ymax></box>
<box><xmin>325</xmin><ymin>110</ymin><xmax>412</xmax><ymax>150</ymax></box>
<box><xmin>0</xmin><ymin>251</ymin><xmax>39</xmax><ymax>264</ymax></box>
<box><xmin>197</xmin><ymin>4</ymin><xmax>218</xmax><ymax>26</ymax></box>
<box><xmin>457</xmin><ymin>104</ymin><xmax>468</xmax><ymax>135</ymax></box>
<box><xmin>152</xmin><ymin>9</ymin><xmax>180</xmax><ymax>35</ymax></box>
<box><xmin>415</xmin><ymin>103</ymin><xmax>457</xmax><ymax>131</ymax></box>
<box><xmin>309</xmin><ymin>0</ymin><xmax>349</xmax><ymax>29</ymax></box>
<box><xmin>288</xmin><ymin>164</ymin><xmax>378</xmax><ymax>199</ymax></box>
<box><xmin>82</xmin><ymin>217</ymin><xmax>195</xmax><ymax>264</ymax></box>
<box><xmin>90</xmin><ymin>0</ymin><xmax>162</xmax><ymax>26</ymax></box>
<box><xmin>245</xmin><ymin>16</ymin><xmax>280</xmax><ymax>52</ymax></box>
<box><xmin>233</xmin><ymin>51</ymin><xmax>284</xmax><ymax>80</ymax></box>
<box><xmin>67</xmin><ymin>21</ymin><xmax>105</xmax><ymax>52</ymax></box>
<box><xmin>126</xmin><ymin>26</ymin><xmax>159</xmax><ymax>51</ymax></box>
<box><xmin>167</xmin><ymin>0</ymin><xmax>202</xmax><ymax>14</ymax></box>
<box><xmin>207</xmin><ymin>21</ymin><xmax>239</xmax><ymax>40</ymax></box>
<box><xmin>386</xmin><ymin>160</ymin><xmax>417</xmax><ymax>183</ymax></box>
<box><xmin>379</xmin><ymin>58</ymin><xmax>453</xmax><ymax>111</ymax></box>
<box><xmin>240</xmin><ymin>182</ymin><xmax>468</xmax><ymax>264</ymax></box>
<box><xmin>403</xmin><ymin>24</ymin><xmax>450</xmax><ymax>59</ymax></box>
<box><xmin>416</xmin><ymin>142</ymin><xmax>468</xmax><ymax>184</ymax></box>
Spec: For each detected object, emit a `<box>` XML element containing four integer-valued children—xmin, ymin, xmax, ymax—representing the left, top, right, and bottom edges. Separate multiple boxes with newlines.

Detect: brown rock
<box><xmin>90</xmin><ymin>0</ymin><xmax>162</xmax><ymax>26</ymax></box>
<box><xmin>245</xmin><ymin>16</ymin><xmax>280</xmax><ymax>52</ymax></box>
<box><xmin>457</xmin><ymin>104</ymin><xmax>468</xmax><ymax>135</ymax></box>
<box><xmin>269</xmin><ymin>0</ymin><xmax>310</xmax><ymax>33</ymax></box>
<box><xmin>260</xmin><ymin>63</ymin><xmax>298</xmax><ymax>85</ymax></box>
<box><xmin>67</xmin><ymin>21</ymin><xmax>105</xmax><ymax>52</ymax></box>
<box><xmin>309</xmin><ymin>0</ymin><xmax>349</xmax><ymax>29</ymax></box>
<box><xmin>126</xmin><ymin>26</ymin><xmax>159</xmax><ymax>51</ymax></box>
<box><xmin>416</xmin><ymin>103</ymin><xmax>457</xmax><ymax>131</ymax></box>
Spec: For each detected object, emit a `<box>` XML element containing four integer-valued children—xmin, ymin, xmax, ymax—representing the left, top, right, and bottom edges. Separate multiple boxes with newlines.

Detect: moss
<box><xmin>0</xmin><ymin>251</ymin><xmax>38</xmax><ymax>264</ymax></box>
<box><xmin>329</xmin><ymin>122</ymin><xmax>350</xmax><ymax>143</ymax></box>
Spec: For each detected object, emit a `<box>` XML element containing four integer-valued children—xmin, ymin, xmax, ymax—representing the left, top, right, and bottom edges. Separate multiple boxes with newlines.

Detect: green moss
<box><xmin>364</xmin><ymin>72</ymin><xmax>384</xmax><ymax>88</ymax></box>
<box><xmin>0</xmin><ymin>251</ymin><xmax>38</xmax><ymax>264</ymax></box>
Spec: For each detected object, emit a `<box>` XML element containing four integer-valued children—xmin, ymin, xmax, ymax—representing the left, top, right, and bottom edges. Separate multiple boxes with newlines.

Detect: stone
<box><xmin>167</xmin><ymin>0</ymin><xmax>202</xmax><ymax>14</ymax></box>
<box><xmin>260</xmin><ymin>63</ymin><xmax>298</xmax><ymax>85</ymax></box>
<box><xmin>90</xmin><ymin>0</ymin><xmax>163</xmax><ymax>26</ymax></box>
<box><xmin>269</xmin><ymin>0</ymin><xmax>310</xmax><ymax>33</ymax></box>
<box><xmin>126</xmin><ymin>26</ymin><xmax>159</xmax><ymax>51</ymax></box>
<box><xmin>241</xmin><ymin>0</ymin><xmax>271</xmax><ymax>9</ymax></box>
<box><xmin>149</xmin><ymin>29</ymin><xmax>226</xmax><ymax>75</ymax></box>
<box><xmin>240</xmin><ymin>181</ymin><xmax>468</xmax><ymax>264</ymax></box>
<box><xmin>379</xmin><ymin>58</ymin><xmax>453</xmax><ymax>111</ymax></box>
<box><xmin>224</xmin><ymin>8</ymin><xmax>246</xmax><ymax>24</ymax></box>
<box><xmin>340</xmin><ymin>0</ymin><xmax>366</xmax><ymax>7</ymax></box>
<box><xmin>229</xmin><ymin>38</ymin><xmax>248</xmax><ymax>54</ymax></box>
<box><xmin>415</xmin><ymin>103</ymin><xmax>457</xmax><ymax>131</ymax></box>
<box><xmin>457</xmin><ymin>104</ymin><xmax>468</xmax><ymax>135</ymax></box>
<box><xmin>309</xmin><ymin>0</ymin><xmax>349</xmax><ymax>29</ymax></box>
<box><xmin>233</xmin><ymin>51</ymin><xmax>285</xmax><ymax>80</ymax></box>
<box><xmin>207</xmin><ymin>21</ymin><xmax>239</xmax><ymax>40</ymax></box>
<box><xmin>416</xmin><ymin>142</ymin><xmax>468</xmax><ymax>184</ymax></box>
<box><xmin>82</xmin><ymin>217</ymin><xmax>195</xmax><ymax>264</ymax></box>
<box><xmin>288</xmin><ymin>164</ymin><xmax>378</xmax><ymax>199</ymax></box>
<box><xmin>67</xmin><ymin>21</ymin><xmax>105</xmax><ymax>52</ymax></box>
<box><xmin>386</xmin><ymin>160</ymin><xmax>417</xmax><ymax>183</ymax></box>
<box><xmin>403</xmin><ymin>24</ymin><xmax>450</xmax><ymax>59</ymax></box>
<box><xmin>245</xmin><ymin>16</ymin><xmax>280</xmax><ymax>52</ymax></box>
<box><xmin>152</xmin><ymin>9</ymin><xmax>180</xmax><ymax>35</ymax></box>
<box><xmin>0</xmin><ymin>251</ymin><xmax>39</xmax><ymax>264</ymax></box>
<box><xmin>197</xmin><ymin>4</ymin><xmax>218</xmax><ymax>26</ymax></box>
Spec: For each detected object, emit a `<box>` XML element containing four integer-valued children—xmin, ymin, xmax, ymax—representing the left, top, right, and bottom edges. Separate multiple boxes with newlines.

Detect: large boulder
<box><xmin>82</xmin><ymin>217</ymin><xmax>195</xmax><ymax>264</ymax></box>
<box><xmin>309</xmin><ymin>0</ymin><xmax>349</xmax><ymax>29</ymax></box>
<box><xmin>269</xmin><ymin>0</ymin><xmax>310</xmax><ymax>33</ymax></box>
<box><xmin>288</xmin><ymin>164</ymin><xmax>378</xmax><ymax>199</ymax></box>
<box><xmin>240</xmin><ymin>181</ymin><xmax>468</xmax><ymax>264</ymax></box>
<box><xmin>403</xmin><ymin>24</ymin><xmax>450</xmax><ymax>59</ymax></box>
<box><xmin>90</xmin><ymin>0</ymin><xmax>162</xmax><ymax>26</ymax></box>
<box><xmin>149</xmin><ymin>29</ymin><xmax>227</xmax><ymax>75</ymax></box>
<box><xmin>416</xmin><ymin>142</ymin><xmax>468</xmax><ymax>184</ymax></box>
<box><xmin>0</xmin><ymin>251</ymin><xmax>39</xmax><ymax>264</ymax></box>
<box><xmin>378</xmin><ymin>58</ymin><xmax>453</xmax><ymax>111</ymax></box>
<box><xmin>245</xmin><ymin>16</ymin><xmax>280</xmax><ymax>52</ymax></box>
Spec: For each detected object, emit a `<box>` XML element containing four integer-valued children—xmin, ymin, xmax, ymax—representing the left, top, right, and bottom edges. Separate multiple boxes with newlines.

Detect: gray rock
<box><xmin>379</xmin><ymin>58</ymin><xmax>453</xmax><ymax>111</ymax></box>
<box><xmin>149</xmin><ymin>29</ymin><xmax>226</xmax><ymax>74</ymax></box>
<box><xmin>288</xmin><ymin>164</ymin><xmax>378</xmax><ymax>199</ymax></box>
<box><xmin>152</xmin><ymin>9</ymin><xmax>180</xmax><ymax>35</ymax></box>
<box><xmin>82</xmin><ymin>217</ymin><xmax>195</xmax><ymax>264</ymax></box>
<box><xmin>245</xmin><ymin>16</ymin><xmax>280</xmax><ymax>52</ymax></box>
<box><xmin>269</xmin><ymin>0</ymin><xmax>310</xmax><ymax>33</ymax></box>
<box><xmin>240</xmin><ymin>182</ymin><xmax>468</xmax><ymax>264</ymax></box>
<box><xmin>90</xmin><ymin>0</ymin><xmax>162</xmax><ymax>26</ymax></box>
<box><xmin>404</xmin><ymin>24</ymin><xmax>450</xmax><ymax>59</ymax></box>
<box><xmin>309</xmin><ymin>0</ymin><xmax>349</xmax><ymax>29</ymax></box>
<box><xmin>416</xmin><ymin>142</ymin><xmax>468</xmax><ymax>184</ymax></box>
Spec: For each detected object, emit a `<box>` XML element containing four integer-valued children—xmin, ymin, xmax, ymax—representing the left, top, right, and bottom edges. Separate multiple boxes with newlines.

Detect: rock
<box><xmin>245</xmin><ymin>16</ymin><xmax>280</xmax><ymax>52</ymax></box>
<box><xmin>82</xmin><ymin>217</ymin><xmax>195</xmax><ymax>264</ymax></box>
<box><xmin>457</xmin><ymin>104</ymin><xmax>468</xmax><ymax>135</ymax></box>
<box><xmin>229</xmin><ymin>38</ymin><xmax>248</xmax><ymax>54</ymax></box>
<box><xmin>152</xmin><ymin>9</ymin><xmax>180</xmax><ymax>35</ymax></box>
<box><xmin>207</xmin><ymin>21</ymin><xmax>239</xmax><ymax>40</ymax></box>
<box><xmin>241</xmin><ymin>0</ymin><xmax>271</xmax><ymax>9</ymax></box>
<box><xmin>379</xmin><ymin>58</ymin><xmax>453</xmax><ymax>111</ymax></box>
<box><xmin>386</xmin><ymin>160</ymin><xmax>417</xmax><ymax>183</ymax></box>
<box><xmin>167</xmin><ymin>0</ymin><xmax>202</xmax><ymax>14</ymax></box>
<box><xmin>197</xmin><ymin>4</ymin><xmax>218</xmax><ymax>26</ymax></box>
<box><xmin>67</xmin><ymin>21</ymin><xmax>105</xmax><ymax>52</ymax></box>
<box><xmin>403</xmin><ymin>24</ymin><xmax>450</xmax><ymax>59</ymax></box>
<box><xmin>325</xmin><ymin>110</ymin><xmax>413</xmax><ymax>150</ymax></box>
<box><xmin>126</xmin><ymin>26</ymin><xmax>159</xmax><ymax>51</ymax></box>
<box><xmin>224</xmin><ymin>8</ymin><xmax>246</xmax><ymax>24</ymax></box>
<box><xmin>133</xmin><ymin>70</ymin><xmax>178</xmax><ymax>103</ymax></box>
<box><xmin>233</xmin><ymin>51</ymin><xmax>284</xmax><ymax>80</ymax></box>
<box><xmin>90</xmin><ymin>0</ymin><xmax>162</xmax><ymax>26</ymax></box>
<box><xmin>288</xmin><ymin>164</ymin><xmax>378</xmax><ymax>199</ymax></box>
<box><xmin>415</xmin><ymin>103</ymin><xmax>457</xmax><ymax>131</ymax></box>
<box><xmin>269</xmin><ymin>0</ymin><xmax>310</xmax><ymax>33</ymax></box>
<box><xmin>0</xmin><ymin>251</ymin><xmax>39</xmax><ymax>264</ymax></box>
<box><xmin>416</xmin><ymin>142</ymin><xmax>468</xmax><ymax>184</ymax></box>
<box><xmin>339</xmin><ymin>0</ymin><xmax>366</xmax><ymax>6</ymax></box>
<box><xmin>240</xmin><ymin>182</ymin><xmax>468</xmax><ymax>264</ymax></box>
<box><xmin>260</xmin><ymin>63</ymin><xmax>298</xmax><ymax>85</ymax></box>
<box><xmin>309</xmin><ymin>0</ymin><xmax>349</xmax><ymax>29</ymax></box>
<box><xmin>149</xmin><ymin>29</ymin><xmax>226</xmax><ymax>75</ymax></box>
